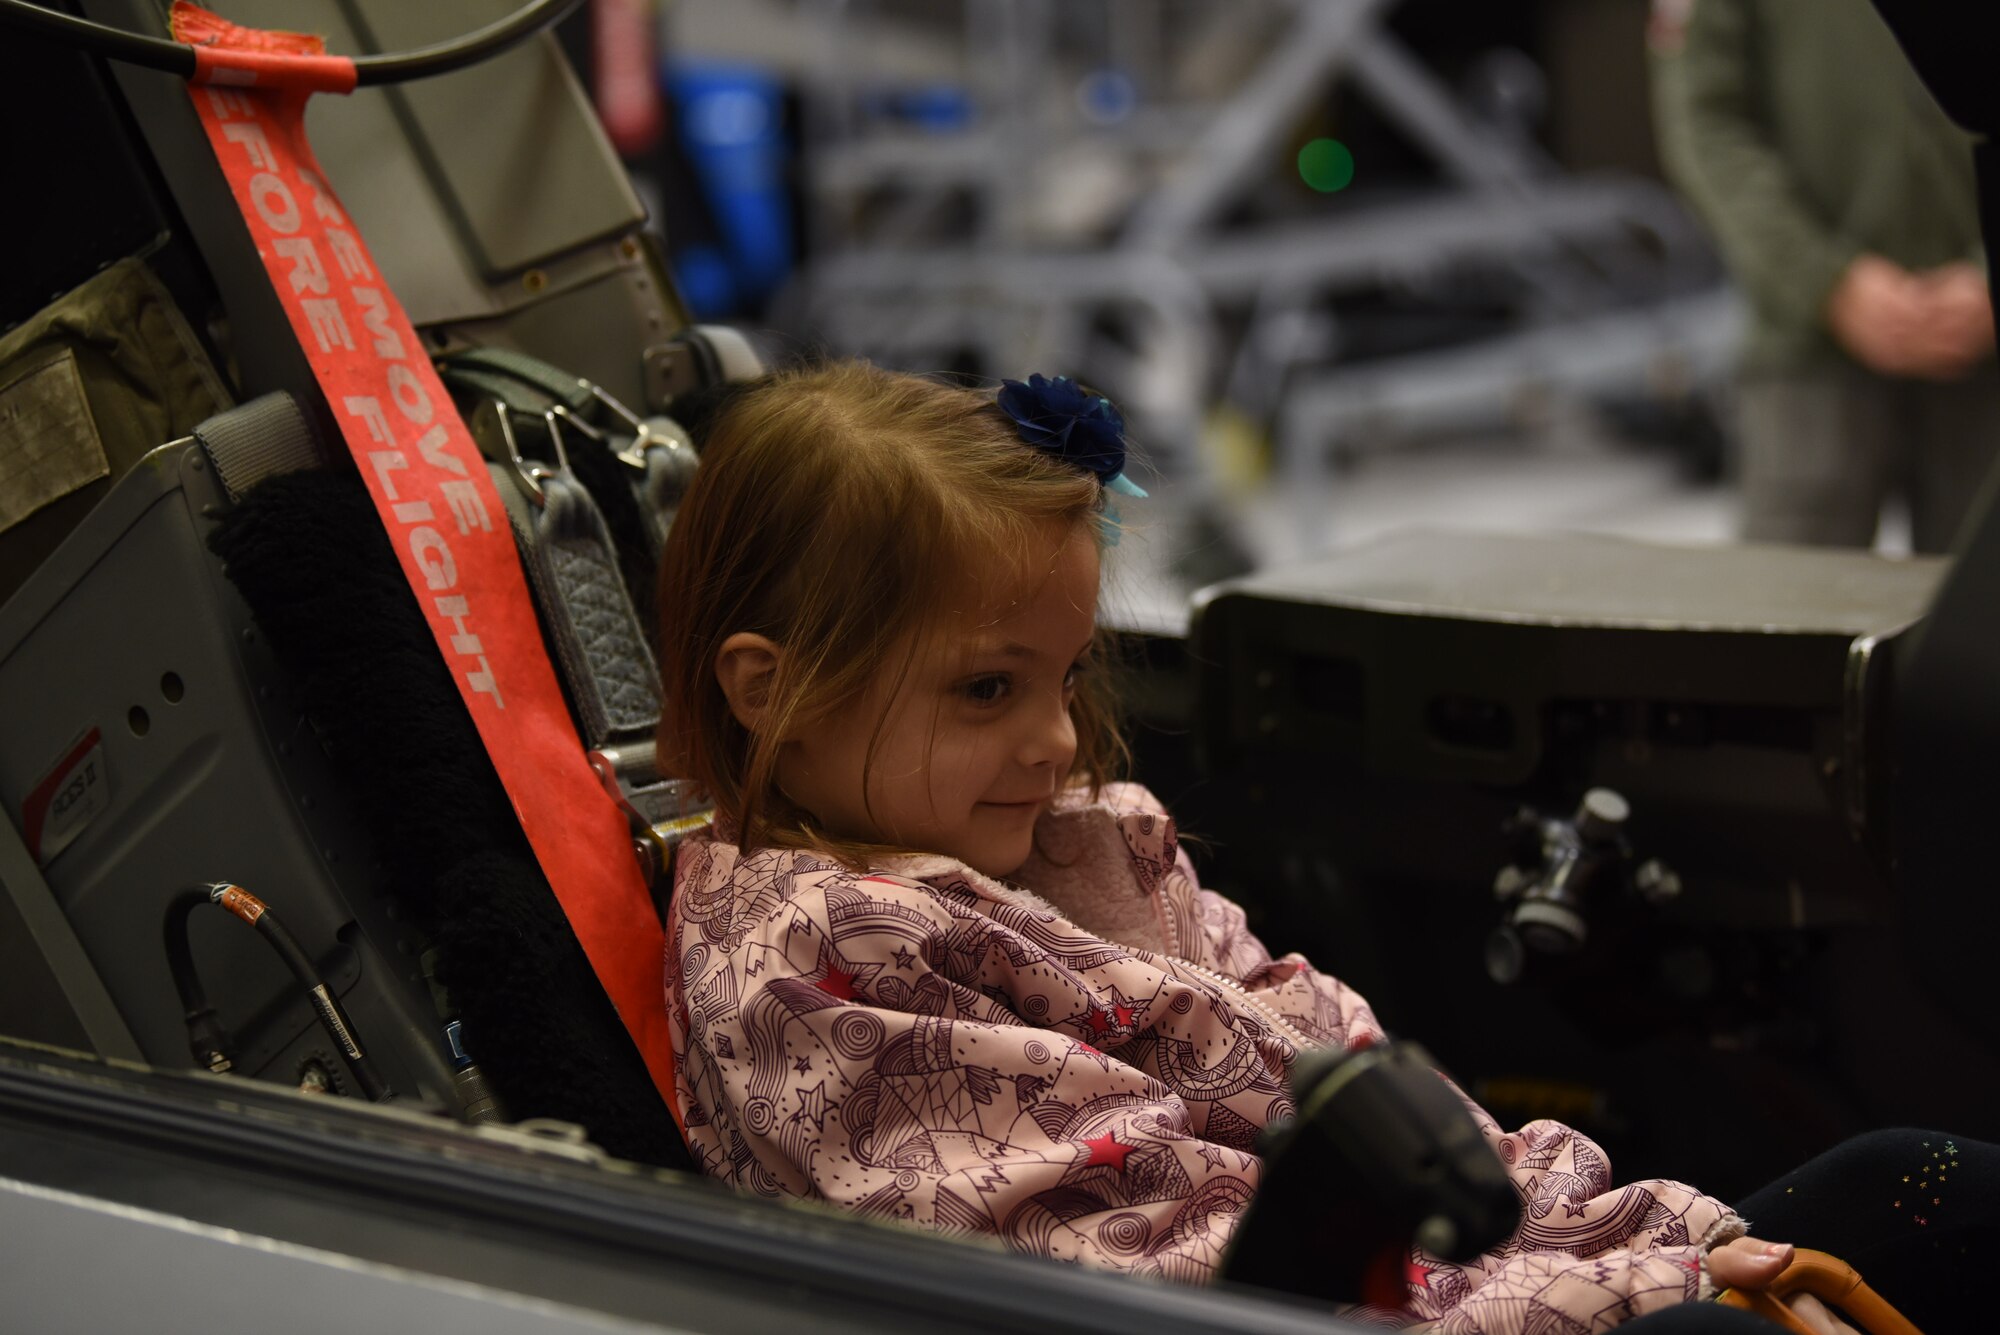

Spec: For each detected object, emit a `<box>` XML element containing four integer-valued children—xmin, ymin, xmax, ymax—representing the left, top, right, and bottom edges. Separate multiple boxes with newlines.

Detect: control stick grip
<box><xmin>1222</xmin><ymin>1040</ymin><xmax>1520</xmax><ymax>1307</ymax></box>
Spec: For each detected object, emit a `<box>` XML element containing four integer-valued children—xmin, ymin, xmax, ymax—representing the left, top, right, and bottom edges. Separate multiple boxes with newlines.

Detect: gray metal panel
<box><xmin>0</xmin><ymin>817</ymin><xmax>130</xmax><ymax>1057</ymax></box>
<box><xmin>0</xmin><ymin>806</ymin><xmax>141</xmax><ymax>1060</ymax></box>
<box><xmin>0</xmin><ymin>444</ymin><xmax>455</xmax><ymax>1107</ymax></box>
<box><xmin>290</xmin><ymin>0</ymin><xmax>500</xmax><ymax>324</ymax></box>
<box><xmin>346</xmin><ymin>2</ymin><xmax>645</xmax><ymax>276</ymax></box>
<box><xmin>101</xmin><ymin>0</ymin><xmax>666</xmax><ymax>350</ymax></box>
<box><xmin>188</xmin><ymin>0</ymin><xmax>646</xmax><ymax>324</ymax></box>
<box><xmin>2</xmin><ymin>1179</ymin><xmax>690</xmax><ymax>1335</ymax></box>
<box><xmin>290</xmin><ymin>0</ymin><xmax>648</xmax><ymax>293</ymax></box>
<box><xmin>443</xmin><ymin>252</ymin><xmax>683</xmax><ymax>413</ymax></box>
<box><xmin>1198</xmin><ymin>529</ymin><xmax>1943</xmax><ymax>635</ymax></box>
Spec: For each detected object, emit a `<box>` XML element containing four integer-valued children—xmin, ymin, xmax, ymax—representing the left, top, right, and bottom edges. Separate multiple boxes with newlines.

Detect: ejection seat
<box><xmin>0</xmin><ymin>306</ymin><xmax>765</xmax><ymax>1166</ymax></box>
<box><xmin>0</xmin><ymin>0</ymin><xmax>770</xmax><ymax>1167</ymax></box>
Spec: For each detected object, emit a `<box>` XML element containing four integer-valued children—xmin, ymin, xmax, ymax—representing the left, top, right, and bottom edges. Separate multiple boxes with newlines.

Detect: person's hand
<box><xmin>1825</xmin><ymin>253</ymin><xmax>1988</xmax><ymax>380</ymax></box>
<box><xmin>1916</xmin><ymin>261</ymin><xmax>1996</xmax><ymax>367</ymax></box>
<box><xmin>1708</xmin><ymin>1236</ymin><xmax>1861</xmax><ymax>1335</ymax></box>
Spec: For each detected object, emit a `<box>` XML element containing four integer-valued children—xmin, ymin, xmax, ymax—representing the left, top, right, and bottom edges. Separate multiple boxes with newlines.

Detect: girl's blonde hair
<box><xmin>655</xmin><ymin>359</ymin><xmax>1126</xmax><ymax>863</ymax></box>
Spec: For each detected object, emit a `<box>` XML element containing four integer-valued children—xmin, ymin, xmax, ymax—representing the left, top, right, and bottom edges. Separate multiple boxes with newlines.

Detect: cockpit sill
<box><xmin>0</xmin><ymin>1036</ymin><xmax>1371</xmax><ymax>1335</ymax></box>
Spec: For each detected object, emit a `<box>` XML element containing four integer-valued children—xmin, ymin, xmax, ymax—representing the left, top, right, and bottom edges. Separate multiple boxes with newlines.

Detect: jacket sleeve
<box><xmin>1650</xmin><ymin>0</ymin><xmax>1860</xmax><ymax>333</ymax></box>
<box><xmin>1406</xmin><ymin>1111</ymin><xmax>1744</xmax><ymax>1332</ymax></box>
<box><xmin>1415</xmin><ymin>1243</ymin><xmax>1711</xmax><ymax>1334</ymax></box>
<box><xmin>678</xmin><ymin>871</ymin><xmax>1271</xmax><ymax>1282</ymax></box>
<box><xmin>1096</xmin><ymin>781</ymin><xmax>1387</xmax><ymax>1053</ymax></box>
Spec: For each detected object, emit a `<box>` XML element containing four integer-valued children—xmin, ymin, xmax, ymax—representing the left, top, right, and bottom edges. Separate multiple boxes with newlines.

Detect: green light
<box><xmin>1298</xmin><ymin>137</ymin><xmax>1355</xmax><ymax>193</ymax></box>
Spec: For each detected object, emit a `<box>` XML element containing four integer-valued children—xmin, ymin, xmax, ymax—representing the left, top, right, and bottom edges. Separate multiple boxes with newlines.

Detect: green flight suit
<box><xmin>1651</xmin><ymin>0</ymin><xmax>1998</xmax><ymax>551</ymax></box>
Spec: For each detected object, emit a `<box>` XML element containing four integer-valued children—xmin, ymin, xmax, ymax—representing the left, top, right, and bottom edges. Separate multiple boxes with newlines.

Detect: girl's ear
<box><xmin>714</xmin><ymin>633</ymin><xmax>783</xmax><ymax>731</ymax></box>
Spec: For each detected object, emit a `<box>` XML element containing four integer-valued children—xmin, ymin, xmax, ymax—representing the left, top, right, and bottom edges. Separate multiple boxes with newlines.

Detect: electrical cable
<box><xmin>347</xmin><ymin>0</ymin><xmax>580</xmax><ymax>85</ymax></box>
<box><xmin>163</xmin><ymin>882</ymin><xmax>393</xmax><ymax>1101</ymax></box>
<box><xmin>0</xmin><ymin>0</ymin><xmax>580</xmax><ymax>86</ymax></box>
<box><xmin>163</xmin><ymin>888</ymin><xmax>231</xmax><ymax>1073</ymax></box>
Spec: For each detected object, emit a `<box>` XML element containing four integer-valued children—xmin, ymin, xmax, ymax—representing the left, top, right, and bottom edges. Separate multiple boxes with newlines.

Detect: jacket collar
<box><xmin>882</xmin><ymin>790</ymin><xmax>1178</xmax><ymax>955</ymax></box>
<box><xmin>684</xmin><ymin>786</ymin><xmax>1182</xmax><ymax>957</ymax></box>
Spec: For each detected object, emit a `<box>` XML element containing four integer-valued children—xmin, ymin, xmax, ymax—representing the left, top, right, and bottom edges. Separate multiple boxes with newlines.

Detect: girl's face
<box><xmin>778</xmin><ymin>521</ymin><xmax>1099</xmax><ymax>877</ymax></box>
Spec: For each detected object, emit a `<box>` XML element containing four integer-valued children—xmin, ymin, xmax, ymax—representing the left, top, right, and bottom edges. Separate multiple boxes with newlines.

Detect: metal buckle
<box><xmin>586</xmin><ymin>382</ymin><xmax>694</xmax><ymax>472</ymax></box>
<box><xmin>467</xmin><ymin>399</ymin><xmax>576</xmax><ymax>507</ymax></box>
<box><xmin>586</xmin><ymin>748</ymin><xmax>714</xmax><ymax>889</ymax></box>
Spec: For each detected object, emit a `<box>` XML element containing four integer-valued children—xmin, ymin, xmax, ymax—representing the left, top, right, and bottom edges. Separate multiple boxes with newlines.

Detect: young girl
<box><xmin>654</xmin><ymin>361</ymin><xmax>1895</xmax><ymax>1333</ymax></box>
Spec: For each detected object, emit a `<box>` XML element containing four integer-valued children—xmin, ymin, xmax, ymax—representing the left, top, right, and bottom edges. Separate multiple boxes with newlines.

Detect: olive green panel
<box><xmin>0</xmin><ymin>259</ymin><xmax>231</xmax><ymax>605</ymax></box>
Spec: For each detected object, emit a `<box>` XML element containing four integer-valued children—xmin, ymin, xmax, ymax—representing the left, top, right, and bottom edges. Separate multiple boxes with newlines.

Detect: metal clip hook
<box><xmin>586</xmin><ymin>382</ymin><xmax>667</xmax><ymax>471</ymax></box>
<box><xmin>549</xmin><ymin>402</ymin><xmax>607</xmax><ymax>444</ymax></box>
<box><xmin>538</xmin><ymin>406</ymin><xmax>575</xmax><ymax>479</ymax></box>
<box><xmin>468</xmin><ymin>399</ymin><xmax>555</xmax><ymax>507</ymax></box>
<box><xmin>587</xmin><ymin>382</ymin><xmax>646</xmax><ymax>436</ymax></box>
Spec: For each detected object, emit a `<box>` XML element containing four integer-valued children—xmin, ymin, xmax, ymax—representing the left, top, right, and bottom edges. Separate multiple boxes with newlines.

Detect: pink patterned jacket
<box><xmin>666</xmin><ymin>784</ymin><xmax>1745</xmax><ymax>1330</ymax></box>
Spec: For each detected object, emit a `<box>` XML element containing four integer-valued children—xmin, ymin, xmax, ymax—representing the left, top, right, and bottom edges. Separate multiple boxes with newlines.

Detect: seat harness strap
<box><xmin>437</xmin><ymin>355</ymin><xmax>663</xmax><ymax>751</ymax></box>
<box><xmin>169</xmin><ymin>2</ymin><xmax>680</xmax><ymax>1126</ymax></box>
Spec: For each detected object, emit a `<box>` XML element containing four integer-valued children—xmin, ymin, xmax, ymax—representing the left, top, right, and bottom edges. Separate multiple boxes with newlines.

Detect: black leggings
<box><xmin>1626</xmin><ymin>1129</ymin><xmax>1995</xmax><ymax>1333</ymax></box>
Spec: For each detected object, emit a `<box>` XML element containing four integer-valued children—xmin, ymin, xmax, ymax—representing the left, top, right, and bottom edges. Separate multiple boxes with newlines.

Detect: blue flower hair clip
<box><xmin>996</xmin><ymin>374</ymin><xmax>1149</xmax><ymax>500</ymax></box>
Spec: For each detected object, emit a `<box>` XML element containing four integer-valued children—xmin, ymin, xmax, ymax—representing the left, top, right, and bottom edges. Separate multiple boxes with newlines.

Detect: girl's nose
<box><xmin>1020</xmin><ymin>690</ymin><xmax>1077</xmax><ymax>771</ymax></box>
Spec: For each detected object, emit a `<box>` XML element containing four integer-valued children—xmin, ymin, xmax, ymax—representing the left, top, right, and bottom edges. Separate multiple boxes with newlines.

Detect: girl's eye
<box><xmin>1063</xmin><ymin>660</ymin><xmax>1087</xmax><ymax>693</ymax></box>
<box><xmin>963</xmin><ymin>674</ymin><xmax>1011</xmax><ymax>705</ymax></box>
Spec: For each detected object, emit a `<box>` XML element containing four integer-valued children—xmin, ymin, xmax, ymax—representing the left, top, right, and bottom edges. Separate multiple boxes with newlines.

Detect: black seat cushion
<box><xmin>210</xmin><ymin>467</ymin><xmax>689</xmax><ymax>1171</ymax></box>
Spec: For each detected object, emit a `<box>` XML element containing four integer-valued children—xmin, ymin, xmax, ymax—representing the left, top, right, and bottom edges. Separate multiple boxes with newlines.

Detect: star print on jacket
<box><xmin>667</xmin><ymin>784</ymin><xmax>1743</xmax><ymax>1330</ymax></box>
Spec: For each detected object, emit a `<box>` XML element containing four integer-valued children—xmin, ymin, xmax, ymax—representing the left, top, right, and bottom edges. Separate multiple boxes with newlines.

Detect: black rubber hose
<box><xmin>351</xmin><ymin>0</ymin><xmax>580</xmax><ymax>85</ymax></box>
<box><xmin>162</xmin><ymin>882</ymin><xmax>393</xmax><ymax>1101</ymax></box>
<box><xmin>246</xmin><ymin>898</ymin><xmax>392</xmax><ymax>1101</ymax></box>
<box><xmin>163</xmin><ymin>887</ymin><xmax>232</xmax><ymax>1073</ymax></box>
<box><xmin>0</xmin><ymin>0</ymin><xmax>579</xmax><ymax>86</ymax></box>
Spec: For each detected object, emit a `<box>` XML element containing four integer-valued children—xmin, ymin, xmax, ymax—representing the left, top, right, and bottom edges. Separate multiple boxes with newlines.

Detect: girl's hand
<box><xmin>1708</xmin><ymin>1237</ymin><xmax>1861</xmax><ymax>1335</ymax></box>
